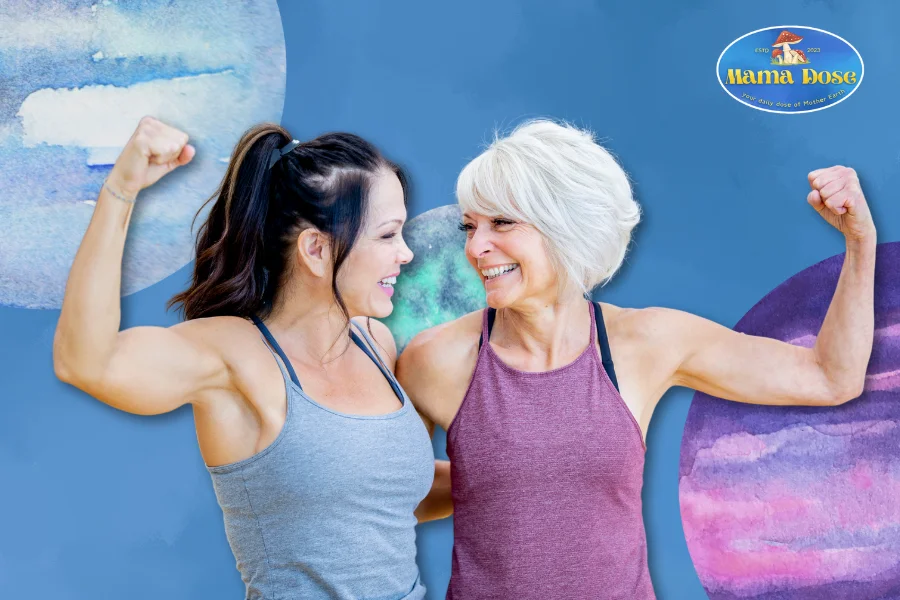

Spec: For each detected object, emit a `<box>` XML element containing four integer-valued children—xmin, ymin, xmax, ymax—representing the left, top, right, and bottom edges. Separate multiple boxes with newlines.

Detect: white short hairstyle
<box><xmin>456</xmin><ymin>118</ymin><xmax>641</xmax><ymax>295</ymax></box>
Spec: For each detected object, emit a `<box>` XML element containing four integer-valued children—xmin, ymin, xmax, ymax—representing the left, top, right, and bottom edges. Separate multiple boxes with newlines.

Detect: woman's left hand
<box><xmin>808</xmin><ymin>166</ymin><xmax>876</xmax><ymax>244</ymax></box>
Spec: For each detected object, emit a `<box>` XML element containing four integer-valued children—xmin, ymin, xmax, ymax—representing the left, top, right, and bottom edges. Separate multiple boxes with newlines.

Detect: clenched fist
<box><xmin>807</xmin><ymin>166</ymin><xmax>876</xmax><ymax>244</ymax></box>
<box><xmin>107</xmin><ymin>116</ymin><xmax>195</xmax><ymax>199</ymax></box>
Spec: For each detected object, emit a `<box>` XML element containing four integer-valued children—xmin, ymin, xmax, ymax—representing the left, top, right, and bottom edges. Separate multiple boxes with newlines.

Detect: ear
<box><xmin>296</xmin><ymin>228</ymin><xmax>332</xmax><ymax>278</ymax></box>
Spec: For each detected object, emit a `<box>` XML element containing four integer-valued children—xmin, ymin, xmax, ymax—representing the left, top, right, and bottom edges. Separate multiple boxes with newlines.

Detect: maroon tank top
<box><xmin>445</xmin><ymin>301</ymin><xmax>654</xmax><ymax>599</ymax></box>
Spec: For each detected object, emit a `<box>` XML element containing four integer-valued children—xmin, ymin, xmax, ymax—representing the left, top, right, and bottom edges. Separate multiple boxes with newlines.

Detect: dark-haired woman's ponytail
<box><xmin>170</xmin><ymin>123</ymin><xmax>409</xmax><ymax>327</ymax></box>
<box><xmin>168</xmin><ymin>123</ymin><xmax>290</xmax><ymax>320</ymax></box>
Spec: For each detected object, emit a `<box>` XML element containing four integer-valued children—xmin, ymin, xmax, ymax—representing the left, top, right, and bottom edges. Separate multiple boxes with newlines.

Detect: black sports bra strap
<box><xmin>348</xmin><ymin>324</ymin><xmax>405</xmax><ymax>402</ymax></box>
<box><xmin>478</xmin><ymin>308</ymin><xmax>497</xmax><ymax>350</ymax></box>
<box><xmin>593</xmin><ymin>302</ymin><xmax>620</xmax><ymax>392</ymax></box>
<box><xmin>348</xmin><ymin>328</ymin><xmax>387</xmax><ymax>376</ymax></box>
<box><xmin>251</xmin><ymin>315</ymin><xmax>302</xmax><ymax>389</ymax></box>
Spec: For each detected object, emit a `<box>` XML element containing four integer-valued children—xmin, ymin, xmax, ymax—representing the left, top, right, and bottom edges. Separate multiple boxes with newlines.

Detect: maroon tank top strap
<box><xmin>587</xmin><ymin>296</ymin><xmax>598</xmax><ymax>346</ymax></box>
<box><xmin>478</xmin><ymin>307</ymin><xmax>497</xmax><ymax>351</ymax></box>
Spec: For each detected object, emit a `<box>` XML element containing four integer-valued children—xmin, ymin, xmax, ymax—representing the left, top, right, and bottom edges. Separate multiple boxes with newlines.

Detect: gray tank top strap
<box><xmin>349</xmin><ymin>320</ymin><xmax>405</xmax><ymax>401</ymax></box>
<box><xmin>251</xmin><ymin>314</ymin><xmax>302</xmax><ymax>388</ymax></box>
<box><xmin>250</xmin><ymin>315</ymin><xmax>404</xmax><ymax>402</ymax></box>
<box><xmin>349</xmin><ymin>320</ymin><xmax>389</xmax><ymax>368</ymax></box>
<box><xmin>259</xmin><ymin>334</ymin><xmax>293</xmax><ymax>384</ymax></box>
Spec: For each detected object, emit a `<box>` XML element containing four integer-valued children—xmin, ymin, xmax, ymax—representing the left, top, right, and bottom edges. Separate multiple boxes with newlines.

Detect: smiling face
<box><xmin>336</xmin><ymin>169</ymin><xmax>413</xmax><ymax>319</ymax></box>
<box><xmin>459</xmin><ymin>211</ymin><xmax>560</xmax><ymax>309</ymax></box>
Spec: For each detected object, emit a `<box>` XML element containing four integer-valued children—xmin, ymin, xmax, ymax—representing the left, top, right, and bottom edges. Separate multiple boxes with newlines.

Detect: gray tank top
<box><xmin>207</xmin><ymin>318</ymin><xmax>434</xmax><ymax>600</ymax></box>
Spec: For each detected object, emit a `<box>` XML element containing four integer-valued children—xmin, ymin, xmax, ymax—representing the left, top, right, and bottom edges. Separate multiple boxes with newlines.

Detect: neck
<box><xmin>263</xmin><ymin>280</ymin><xmax>354</xmax><ymax>365</ymax></box>
<box><xmin>495</xmin><ymin>290</ymin><xmax>591</xmax><ymax>357</ymax></box>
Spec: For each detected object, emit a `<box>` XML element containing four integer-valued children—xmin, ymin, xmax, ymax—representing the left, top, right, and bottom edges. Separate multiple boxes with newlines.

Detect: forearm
<box><xmin>415</xmin><ymin>459</ymin><xmax>453</xmax><ymax>523</ymax></box>
<box><xmin>54</xmin><ymin>184</ymin><xmax>134</xmax><ymax>385</ymax></box>
<box><xmin>813</xmin><ymin>236</ymin><xmax>877</xmax><ymax>400</ymax></box>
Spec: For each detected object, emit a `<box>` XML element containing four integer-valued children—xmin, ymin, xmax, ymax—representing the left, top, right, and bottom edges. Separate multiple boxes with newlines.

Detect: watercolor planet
<box><xmin>680</xmin><ymin>242</ymin><xmax>900</xmax><ymax>599</ymax></box>
<box><xmin>383</xmin><ymin>204</ymin><xmax>486</xmax><ymax>351</ymax></box>
<box><xmin>0</xmin><ymin>0</ymin><xmax>286</xmax><ymax>309</ymax></box>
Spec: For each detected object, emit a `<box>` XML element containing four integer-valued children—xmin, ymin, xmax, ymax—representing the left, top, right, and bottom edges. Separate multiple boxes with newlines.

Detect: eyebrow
<box><xmin>378</xmin><ymin>218</ymin><xmax>404</xmax><ymax>228</ymax></box>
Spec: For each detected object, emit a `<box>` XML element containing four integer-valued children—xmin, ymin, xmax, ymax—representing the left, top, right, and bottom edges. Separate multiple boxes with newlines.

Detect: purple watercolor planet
<box><xmin>680</xmin><ymin>242</ymin><xmax>900</xmax><ymax>600</ymax></box>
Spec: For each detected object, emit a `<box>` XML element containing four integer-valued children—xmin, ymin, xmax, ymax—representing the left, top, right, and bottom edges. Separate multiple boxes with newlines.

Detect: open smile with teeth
<box><xmin>378</xmin><ymin>276</ymin><xmax>397</xmax><ymax>288</ymax></box>
<box><xmin>481</xmin><ymin>264</ymin><xmax>519</xmax><ymax>280</ymax></box>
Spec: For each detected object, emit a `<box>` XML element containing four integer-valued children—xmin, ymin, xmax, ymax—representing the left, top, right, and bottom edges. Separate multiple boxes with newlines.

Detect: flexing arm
<box><xmin>53</xmin><ymin>117</ymin><xmax>228</xmax><ymax>415</ymax></box>
<box><xmin>663</xmin><ymin>166</ymin><xmax>876</xmax><ymax>407</ymax></box>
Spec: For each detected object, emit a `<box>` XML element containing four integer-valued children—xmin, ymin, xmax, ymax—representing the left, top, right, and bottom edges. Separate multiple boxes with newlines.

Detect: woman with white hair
<box><xmin>397</xmin><ymin>119</ymin><xmax>877</xmax><ymax>599</ymax></box>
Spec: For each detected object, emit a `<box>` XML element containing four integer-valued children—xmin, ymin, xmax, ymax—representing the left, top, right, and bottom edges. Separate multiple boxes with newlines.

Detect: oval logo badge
<box><xmin>717</xmin><ymin>26</ymin><xmax>864</xmax><ymax>114</ymax></box>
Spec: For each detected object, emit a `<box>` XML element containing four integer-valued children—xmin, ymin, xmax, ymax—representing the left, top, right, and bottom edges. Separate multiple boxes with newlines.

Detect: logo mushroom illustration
<box><xmin>773</xmin><ymin>30</ymin><xmax>805</xmax><ymax>64</ymax></box>
<box><xmin>772</xmin><ymin>49</ymin><xmax>783</xmax><ymax>64</ymax></box>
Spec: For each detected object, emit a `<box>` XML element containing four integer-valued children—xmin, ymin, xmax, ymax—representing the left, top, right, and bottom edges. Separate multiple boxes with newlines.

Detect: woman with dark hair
<box><xmin>53</xmin><ymin>116</ymin><xmax>450</xmax><ymax>600</ymax></box>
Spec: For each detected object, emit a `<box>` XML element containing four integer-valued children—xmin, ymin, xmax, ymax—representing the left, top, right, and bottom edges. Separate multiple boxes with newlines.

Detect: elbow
<box><xmin>809</xmin><ymin>350</ymin><xmax>867</xmax><ymax>407</ymax></box>
<box><xmin>53</xmin><ymin>357</ymin><xmax>85</xmax><ymax>388</ymax></box>
<box><xmin>53</xmin><ymin>359</ymin><xmax>72</xmax><ymax>385</ymax></box>
<box><xmin>52</xmin><ymin>331</ymin><xmax>75</xmax><ymax>384</ymax></box>
<box><xmin>53</xmin><ymin>345</ymin><xmax>84</xmax><ymax>388</ymax></box>
<box><xmin>416</xmin><ymin>460</ymin><xmax>454</xmax><ymax>523</ymax></box>
<box><xmin>836</xmin><ymin>378</ymin><xmax>866</xmax><ymax>405</ymax></box>
<box><xmin>415</xmin><ymin>499</ymin><xmax>454</xmax><ymax>524</ymax></box>
<box><xmin>52</xmin><ymin>330</ymin><xmax>99</xmax><ymax>390</ymax></box>
<box><xmin>821</xmin><ymin>377</ymin><xmax>866</xmax><ymax>407</ymax></box>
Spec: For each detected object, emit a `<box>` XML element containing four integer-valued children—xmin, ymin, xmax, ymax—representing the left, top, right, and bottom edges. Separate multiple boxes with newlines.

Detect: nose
<box><xmin>398</xmin><ymin>236</ymin><xmax>414</xmax><ymax>265</ymax></box>
<box><xmin>466</xmin><ymin>224</ymin><xmax>492</xmax><ymax>259</ymax></box>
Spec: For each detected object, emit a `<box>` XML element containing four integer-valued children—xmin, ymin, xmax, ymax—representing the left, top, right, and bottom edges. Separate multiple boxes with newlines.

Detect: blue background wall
<box><xmin>1</xmin><ymin>1</ymin><xmax>898</xmax><ymax>598</ymax></box>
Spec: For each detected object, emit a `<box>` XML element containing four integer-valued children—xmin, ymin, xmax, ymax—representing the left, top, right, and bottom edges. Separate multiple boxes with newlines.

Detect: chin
<box><xmin>369</xmin><ymin>298</ymin><xmax>394</xmax><ymax>319</ymax></box>
<box><xmin>486</xmin><ymin>299</ymin><xmax>513</xmax><ymax>311</ymax></box>
<box><xmin>484</xmin><ymin>288</ymin><xmax>516</xmax><ymax>310</ymax></box>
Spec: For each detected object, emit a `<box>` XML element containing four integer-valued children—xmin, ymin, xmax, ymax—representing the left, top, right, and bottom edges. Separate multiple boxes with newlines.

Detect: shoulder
<box><xmin>396</xmin><ymin>309</ymin><xmax>484</xmax><ymax>424</ymax></box>
<box><xmin>601</xmin><ymin>302</ymin><xmax>679</xmax><ymax>338</ymax></box>
<box><xmin>170</xmin><ymin>315</ymin><xmax>258</xmax><ymax>350</ymax></box>
<box><xmin>397</xmin><ymin>309</ymin><xmax>482</xmax><ymax>390</ymax></box>
<box><xmin>600</xmin><ymin>302</ymin><xmax>730</xmax><ymax>362</ymax></box>
<box><xmin>400</xmin><ymin>309</ymin><xmax>484</xmax><ymax>371</ymax></box>
<box><xmin>608</xmin><ymin>304</ymin><xmax>729</xmax><ymax>339</ymax></box>
<box><xmin>165</xmin><ymin>315</ymin><xmax>280</xmax><ymax>383</ymax></box>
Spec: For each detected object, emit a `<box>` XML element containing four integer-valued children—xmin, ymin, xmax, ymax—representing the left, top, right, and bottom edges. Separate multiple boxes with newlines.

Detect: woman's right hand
<box><xmin>107</xmin><ymin>116</ymin><xmax>195</xmax><ymax>198</ymax></box>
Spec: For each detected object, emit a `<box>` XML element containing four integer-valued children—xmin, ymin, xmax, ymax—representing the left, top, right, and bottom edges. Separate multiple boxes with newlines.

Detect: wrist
<box><xmin>847</xmin><ymin>229</ymin><xmax>877</xmax><ymax>251</ymax></box>
<box><xmin>105</xmin><ymin>169</ymin><xmax>142</xmax><ymax>199</ymax></box>
<box><xmin>845</xmin><ymin>233</ymin><xmax>877</xmax><ymax>268</ymax></box>
<box><xmin>102</xmin><ymin>176</ymin><xmax>139</xmax><ymax>204</ymax></box>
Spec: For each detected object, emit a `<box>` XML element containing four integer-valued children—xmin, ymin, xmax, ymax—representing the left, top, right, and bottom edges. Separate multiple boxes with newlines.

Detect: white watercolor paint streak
<box><xmin>86</xmin><ymin>148</ymin><xmax>123</xmax><ymax>166</ymax></box>
<box><xmin>17</xmin><ymin>70</ymin><xmax>237</xmax><ymax>153</ymax></box>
